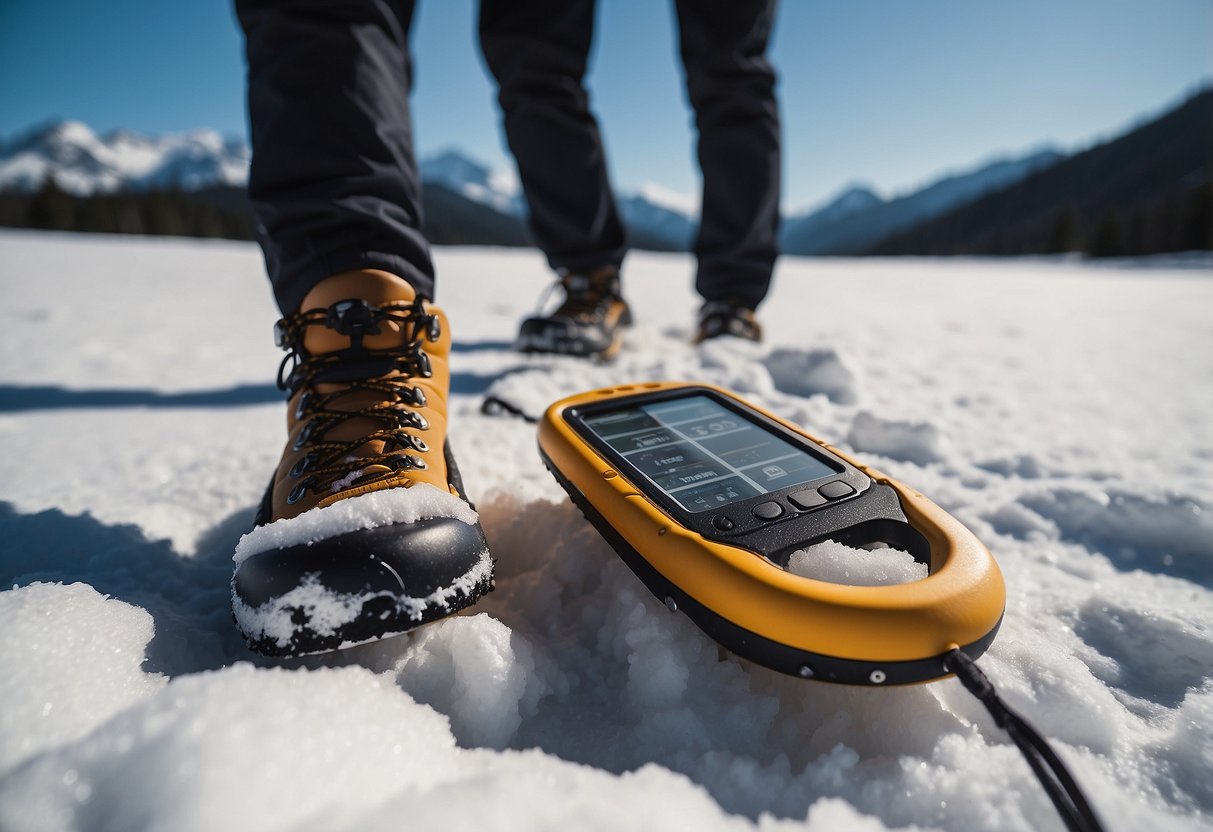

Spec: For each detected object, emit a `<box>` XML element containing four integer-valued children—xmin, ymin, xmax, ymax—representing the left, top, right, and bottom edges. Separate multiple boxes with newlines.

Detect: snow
<box><xmin>786</xmin><ymin>541</ymin><xmax>927</xmax><ymax>586</ymax></box>
<box><xmin>231</xmin><ymin>550</ymin><xmax>493</xmax><ymax>651</ymax></box>
<box><xmin>1</xmin><ymin>229</ymin><xmax>1212</xmax><ymax>831</ymax></box>
<box><xmin>0</xmin><ymin>123</ymin><xmax>249</xmax><ymax>195</ymax></box>
<box><xmin>631</xmin><ymin>181</ymin><xmax>699</xmax><ymax>217</ymax></box>
<box><xmin>233</xmin><ymin>484</ymin><xmax>479</xmax><ymax>564</ymax></box>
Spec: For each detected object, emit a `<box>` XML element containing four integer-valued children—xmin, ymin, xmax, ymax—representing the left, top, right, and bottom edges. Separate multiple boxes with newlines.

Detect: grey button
<box><xmin>788</xmin><ymin>489</ymin><xmax>827</xmax><ymax>510</ymax></box>
<box><xmin>752</xmin><ymin>501</ymin><xmax>784</xmax><ymax>520</ymax></box>
<box><xmin>712</xmin><ymin>514</ymin><xmax>736</xmax><ymax>531</ymax></box>
<box><xmin>818</xmin><ymin>481</ymin><xmax>856</xmax><ymax>500</ymax></box>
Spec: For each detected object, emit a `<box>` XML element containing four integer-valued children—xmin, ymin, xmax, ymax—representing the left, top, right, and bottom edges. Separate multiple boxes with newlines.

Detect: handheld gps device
<box><xmin>538</xmin><ymin>381</ymin><xmax>1005</xmax><ymax>685</ymax></box>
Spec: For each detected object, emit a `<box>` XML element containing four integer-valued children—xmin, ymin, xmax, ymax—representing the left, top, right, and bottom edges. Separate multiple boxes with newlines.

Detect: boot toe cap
<box><xmin>233</xmin><ymin>516</ymin><xmax>493</xmax><ymax>656</ymax></box>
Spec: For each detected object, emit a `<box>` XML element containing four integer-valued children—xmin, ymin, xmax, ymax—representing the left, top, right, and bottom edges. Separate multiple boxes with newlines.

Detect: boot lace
<box><xmin>273</xmin><ymin>297</ymin><xmax>441</xmax><ymax>505</ymax></box>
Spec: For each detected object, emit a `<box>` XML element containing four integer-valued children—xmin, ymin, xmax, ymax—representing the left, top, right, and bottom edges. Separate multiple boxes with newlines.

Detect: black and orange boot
<box><xmin>232</xmin><ymin>270</ymin><xmax>493</xmax><ymax>656</ymax></box>
<box><xmin>694</xmin><ymin>300</ymin><xmax>762</xmax><ymax>344</ymax></box>
<box><xmin>516</xmin><ymin>266</ymin><xmax>632</xmax><ymax>359</ymax></box>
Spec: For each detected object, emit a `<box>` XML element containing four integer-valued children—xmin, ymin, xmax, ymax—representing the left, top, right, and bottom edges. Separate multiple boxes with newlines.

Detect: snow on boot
<box><xmin>232</xmin><ymin>271</ymin><xmax>494</xmax><ymax>656</ymax></box>
<box><xmin>516</xmin><ymin>266</ymin><xmax>632</xmax><ymax>359</ymax></box>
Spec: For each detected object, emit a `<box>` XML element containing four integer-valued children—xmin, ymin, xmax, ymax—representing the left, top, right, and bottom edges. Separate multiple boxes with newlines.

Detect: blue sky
<box><xmin>1</xmin><ymin>0</ymin><xmax>1209</xmax><ymax>209</ymax></box>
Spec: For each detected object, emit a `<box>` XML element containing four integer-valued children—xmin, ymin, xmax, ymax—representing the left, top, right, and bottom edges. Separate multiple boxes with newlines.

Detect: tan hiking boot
<box><xmin>232</xmin><ymin>270</ymin><xmax>494</xmax><ymax>656</ymax></box>
<box><xmin>516</xmin><ymin>266</ymin><xmax>632</xmax><ymax>359</ymax></box>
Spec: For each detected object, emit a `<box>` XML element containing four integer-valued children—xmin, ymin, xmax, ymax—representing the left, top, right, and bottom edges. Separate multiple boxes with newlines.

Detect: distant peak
<box><xmin>43</xmin><ymin>120</ymin><xmax>98</xmax><ymax>143</ymax></box>
<box><xmin>833</xmin><ymin>183</ymin><xmax>883</xmax><ymax>204</ymax></box>
<box><xmin>625</xmin><ymin>182</ymin><xmax>698</xmax><ymax>217</ymax></box>
<box><xmin>793</xmin><ymin>183</ymin><xmax>884</xmax><ymax>220</ymax></box>
<box><xmin>4</xmin><ymin>119</ymin><xmax>98</xmax><ymax>153</ymax></box>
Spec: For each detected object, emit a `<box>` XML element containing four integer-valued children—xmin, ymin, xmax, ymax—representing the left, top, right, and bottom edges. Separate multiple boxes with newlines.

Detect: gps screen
<box><xmin>580</xmin><ymin>394</ymin><xmax>837</xmax><ymax>512</ymax></box>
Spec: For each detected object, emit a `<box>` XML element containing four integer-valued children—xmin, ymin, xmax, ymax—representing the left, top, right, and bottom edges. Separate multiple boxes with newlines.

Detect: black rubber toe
<box><xmin>233</xmin><ymin>516</ymin><xmax>494</xmax><ymax>656</ymax></box>
<box><xmin>516</xmin><ymin>316</ymin><xmax>617</xmax><ymax>357</ymax></box>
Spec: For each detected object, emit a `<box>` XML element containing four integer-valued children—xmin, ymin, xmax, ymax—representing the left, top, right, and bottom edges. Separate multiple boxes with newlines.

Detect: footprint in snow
<box><xmin>844</xmin><ymin>411</ymin><xmax>946</xmax><ymax>465</ymax></box>
<box><xmin>762</xmin><ymin>347</ymin><xmax>860</xmax><ymax>405</ymax></box>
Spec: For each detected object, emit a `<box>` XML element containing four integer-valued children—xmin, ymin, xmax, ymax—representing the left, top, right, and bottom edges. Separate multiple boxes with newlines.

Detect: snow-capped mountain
<box><xmin>616</xmin><ymin>183</ymin><xmax>697</xmax><ymax>250</ymax></box>
<box><xmin>419</xmin><ymin>149</ymin><xmax>523</xmax><ymax>216</ymax></box>
<box><xmin>780</xmin><ymin>184</ymin><xmax>885</xmax><ymax>243</ymax></box>
<box><xmin>0</xmin><ymin>121</ymin><xmax>249</xmax><ymax>195</ymax></box>
<box><xmin>780</xmin><ymin>148</ymin><xmax>1063</xmax><ymax>255</ymax></box>
<box><xmin>0</xmin><ymin>121</ymin><xmax>1066</xmax><ymax>256</ymax></box>
<box><xmin>420</xmin><ymin>148</ymin><xmax>697</xmax><ymax>250</ymax></box>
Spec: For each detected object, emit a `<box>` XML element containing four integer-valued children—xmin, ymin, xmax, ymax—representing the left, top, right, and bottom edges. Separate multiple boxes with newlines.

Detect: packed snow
<box><xmin>1</xmin><ymin>230</ymin><xmax>1211</xmax><ymax>831</ymax></box>
<box><xmin>233</xmin><ymin>484</ymin><xmax>479</xmax><ymax>564</ymax></box>
<box><xmin>786</xmin><ymin>541</ymin><xmax>927</xmax><ymax>587</ymax></box>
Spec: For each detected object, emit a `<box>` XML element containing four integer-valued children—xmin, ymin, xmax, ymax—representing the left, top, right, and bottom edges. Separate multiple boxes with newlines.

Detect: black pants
<box><xmin>237</xmin><ymin>0</ymin><xmax>433</xmax><ymax>314</ymax></box>
<box><xmin>481</xmin><ymin>0</ymin><xmax>781</xmax><ymax>310</ymax></box>
<box><xmin>238</xmin><ymin>0</ymin><xmax>779</xmax><ymax>314</ymax></box>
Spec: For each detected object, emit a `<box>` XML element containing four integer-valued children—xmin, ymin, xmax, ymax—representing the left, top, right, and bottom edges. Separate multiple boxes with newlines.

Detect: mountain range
<box><xmin>2</xmin><ymin>89</ymin><xmax>1208</xmax><ymax>256</ymax></box>
<box><xmin>0</xmin><ymin>120</ymin><xmax>1060</xmax><ymax>253</ymax></box>
<box><xmin>869</xmin><ymin>89</ymin><xmax>1213</xmax><ymax>256</ymax></box>
<box><xmin>0</xmin><ymin>121</ymin><xmax>248</xmax><ymax>196</ymax></box>
<box><xmin>780</xmin><ymin>150</ymin><xmax>1063</xmax><ymax>255</ymax></box>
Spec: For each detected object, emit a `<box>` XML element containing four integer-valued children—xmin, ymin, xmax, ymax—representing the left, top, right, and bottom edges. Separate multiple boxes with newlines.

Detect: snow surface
<box><xmin>1</xmin><ymin>230</ymin><xmax>1212</xmax><ymax>831</ymax></box>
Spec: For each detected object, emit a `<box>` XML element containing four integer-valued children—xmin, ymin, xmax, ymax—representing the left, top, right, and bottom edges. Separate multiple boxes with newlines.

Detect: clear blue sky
<box><xmin>1</xmin><ymin>0</ymin><xmax>1209</xmax><ymax>209</ymax></box>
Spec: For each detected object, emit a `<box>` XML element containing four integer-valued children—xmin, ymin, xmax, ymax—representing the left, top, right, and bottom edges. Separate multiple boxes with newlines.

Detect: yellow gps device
<box><xmin>538</xmin><ymin>381</ymin><xmax>1006</xmax><ymax>685</ymax></box>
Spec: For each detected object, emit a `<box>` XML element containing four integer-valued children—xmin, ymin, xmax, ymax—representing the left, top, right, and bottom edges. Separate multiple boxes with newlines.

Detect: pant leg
<box><xmin>674</xmin><ymin>0</ymin><xmax>781</xmax><ymax>310</ymax></box>
<box><xmin>236</xmin><ymin>0</ymin><xmax>434</xmax><ymax>313</ymax></box>
<box><xmin>478</xmin><ymin>0</ymin><xmax>627</xmax><ymax>275</ymax></box>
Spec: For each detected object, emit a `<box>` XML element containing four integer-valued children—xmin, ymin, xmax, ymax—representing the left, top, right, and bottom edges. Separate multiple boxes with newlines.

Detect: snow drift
<box><xmin>1</xmin><ymin>231</ymin><xmax>1211</xmax><ymax>831</ymax></box>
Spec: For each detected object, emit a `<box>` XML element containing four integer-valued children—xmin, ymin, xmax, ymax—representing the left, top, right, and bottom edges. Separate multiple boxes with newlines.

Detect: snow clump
<box><xmin>785</xmin><ymin>540</ymin><xmax>927</xmax><ymax>586</ymax></box>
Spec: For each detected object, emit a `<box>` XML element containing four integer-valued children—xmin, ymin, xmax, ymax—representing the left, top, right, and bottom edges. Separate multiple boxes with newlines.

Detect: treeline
<box><xmin>0</xmin><ymin>177</ymin><xmax>536</xmax><ymax>249</ymax></box>
<box><xmin>0</xmin><ymin>178</ymin><xmax>255</xmax><ymax>240</ymax></box>
<box><xmin>870</xmin><ymin>181</ymin><xmax>1212</xmax><ymax>257</ymax></box>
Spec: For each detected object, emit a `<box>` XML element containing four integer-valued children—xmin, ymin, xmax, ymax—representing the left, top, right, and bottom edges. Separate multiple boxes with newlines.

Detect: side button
<box><xmin>819</xmin><ymin>481</ymin><xmax>856</xmax><ymax>500</ymax></box>
<box><xmin>788</xmin><ymin>489</ymin><xmax>827</xmax><ymax>510</ymax></box>
<box><xmin>752</xmin><ymin>501</ymin><xmax>784</xmax><ymax>520</ymax></box>
<box><xmin>711</xmin><ymin>514</ymin><xmax>735</xmax><ymax>531</ymax></box>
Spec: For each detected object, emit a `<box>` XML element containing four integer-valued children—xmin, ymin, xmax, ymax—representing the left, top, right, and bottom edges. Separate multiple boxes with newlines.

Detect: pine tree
<box><xmin>1046</xmin><ymin>204</ymin><xmax>1080</xmax><ymax>253</ymax></box>
<box><xmin>1088</xmin><ymin>213</ymin><xmax>1122</xmax><ymax>258</ymax></box>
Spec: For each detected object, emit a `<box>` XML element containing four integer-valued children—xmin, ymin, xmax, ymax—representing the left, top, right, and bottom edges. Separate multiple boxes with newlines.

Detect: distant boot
<box><xmin>516</xmin><ymin>266</ymin><xmax>632</xmax><ymax>359</ymax></box>
<box><xmin>694</xmin><ymin>300</ymin><xmax>762</xmax><ymax>344</ymax></box>
<box><xmin>232</xmin><ymin>270</ymin><xmax>494</xmax><ymax>656</ymax></box>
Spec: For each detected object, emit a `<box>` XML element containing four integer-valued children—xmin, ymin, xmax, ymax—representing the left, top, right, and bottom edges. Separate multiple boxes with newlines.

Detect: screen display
<box><xmin>580</xmin><ymin>394</ymin><xmax>837</xmax><ymax>512</ymax></box>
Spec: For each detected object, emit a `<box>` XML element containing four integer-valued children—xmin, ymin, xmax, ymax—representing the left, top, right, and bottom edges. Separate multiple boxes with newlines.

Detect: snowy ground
<box><xmin>1</xmin><ymin>229</ymin><xmax>1211</xmax><ymax>831</ymax></box>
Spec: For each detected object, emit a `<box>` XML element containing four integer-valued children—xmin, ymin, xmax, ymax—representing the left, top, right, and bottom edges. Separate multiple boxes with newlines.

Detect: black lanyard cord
<box><xmin>944</xmin><ymin>649</ymin><xmax>1106</xmax><ymax>832</ymax></box>
<box><xmin>481</xmin><ymin>394</ymin><xmax>540</xmax><ymax>423</ymax></box>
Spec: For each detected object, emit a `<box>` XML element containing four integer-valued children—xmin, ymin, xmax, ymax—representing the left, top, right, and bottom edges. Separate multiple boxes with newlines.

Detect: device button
<box><xmin>752</xmin><ymin>501</ymin><xmax>784</xmax><ymax>520</ymax></box>
<box><xmin>711</xmin><ymin>514</ymin><xmax>736</xmax><ymax>531</ymax></box>
<box><xmin>819</xmin><ymin>481</ymin><xmax>856</xmax><ymax>500</ymax></box>
<box><xmin>788</xmin><ymin>489</ymin><xmax>827</xmax><ymax>510</ymax></box>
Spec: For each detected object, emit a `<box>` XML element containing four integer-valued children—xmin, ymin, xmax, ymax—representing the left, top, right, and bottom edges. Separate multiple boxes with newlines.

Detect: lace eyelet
<box><xmin>293</xmin><ymin>421</ymin><xmax>314</xmax><ymax>451</ymax></box>
<box><xmin>399</xmin><ymin>387</ymin><xmax>426</xmax><ymax>408</ymax></box>
<box><xmin>412</xmin><ymin>437</ymin><xmax>428</xmax><ymax>453</ymax></box>
<box><xmin>390</xmin><ymin>454</ymin><xmax>427</xmax><ymax>471</ymax></box>
<box><xmin>286</xmin><ymin>477</ymin><xmax>315</xmax><ymax>505</ymax></box>
<box><xmin>289</xmin><ymin>453</ymin><xmax>316</xmax><ymax>478</ymax></box>
<box><xmin>294</xmin><ymin>392</ymin><xmax>311</xmax><ymax>420</ymax></box>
